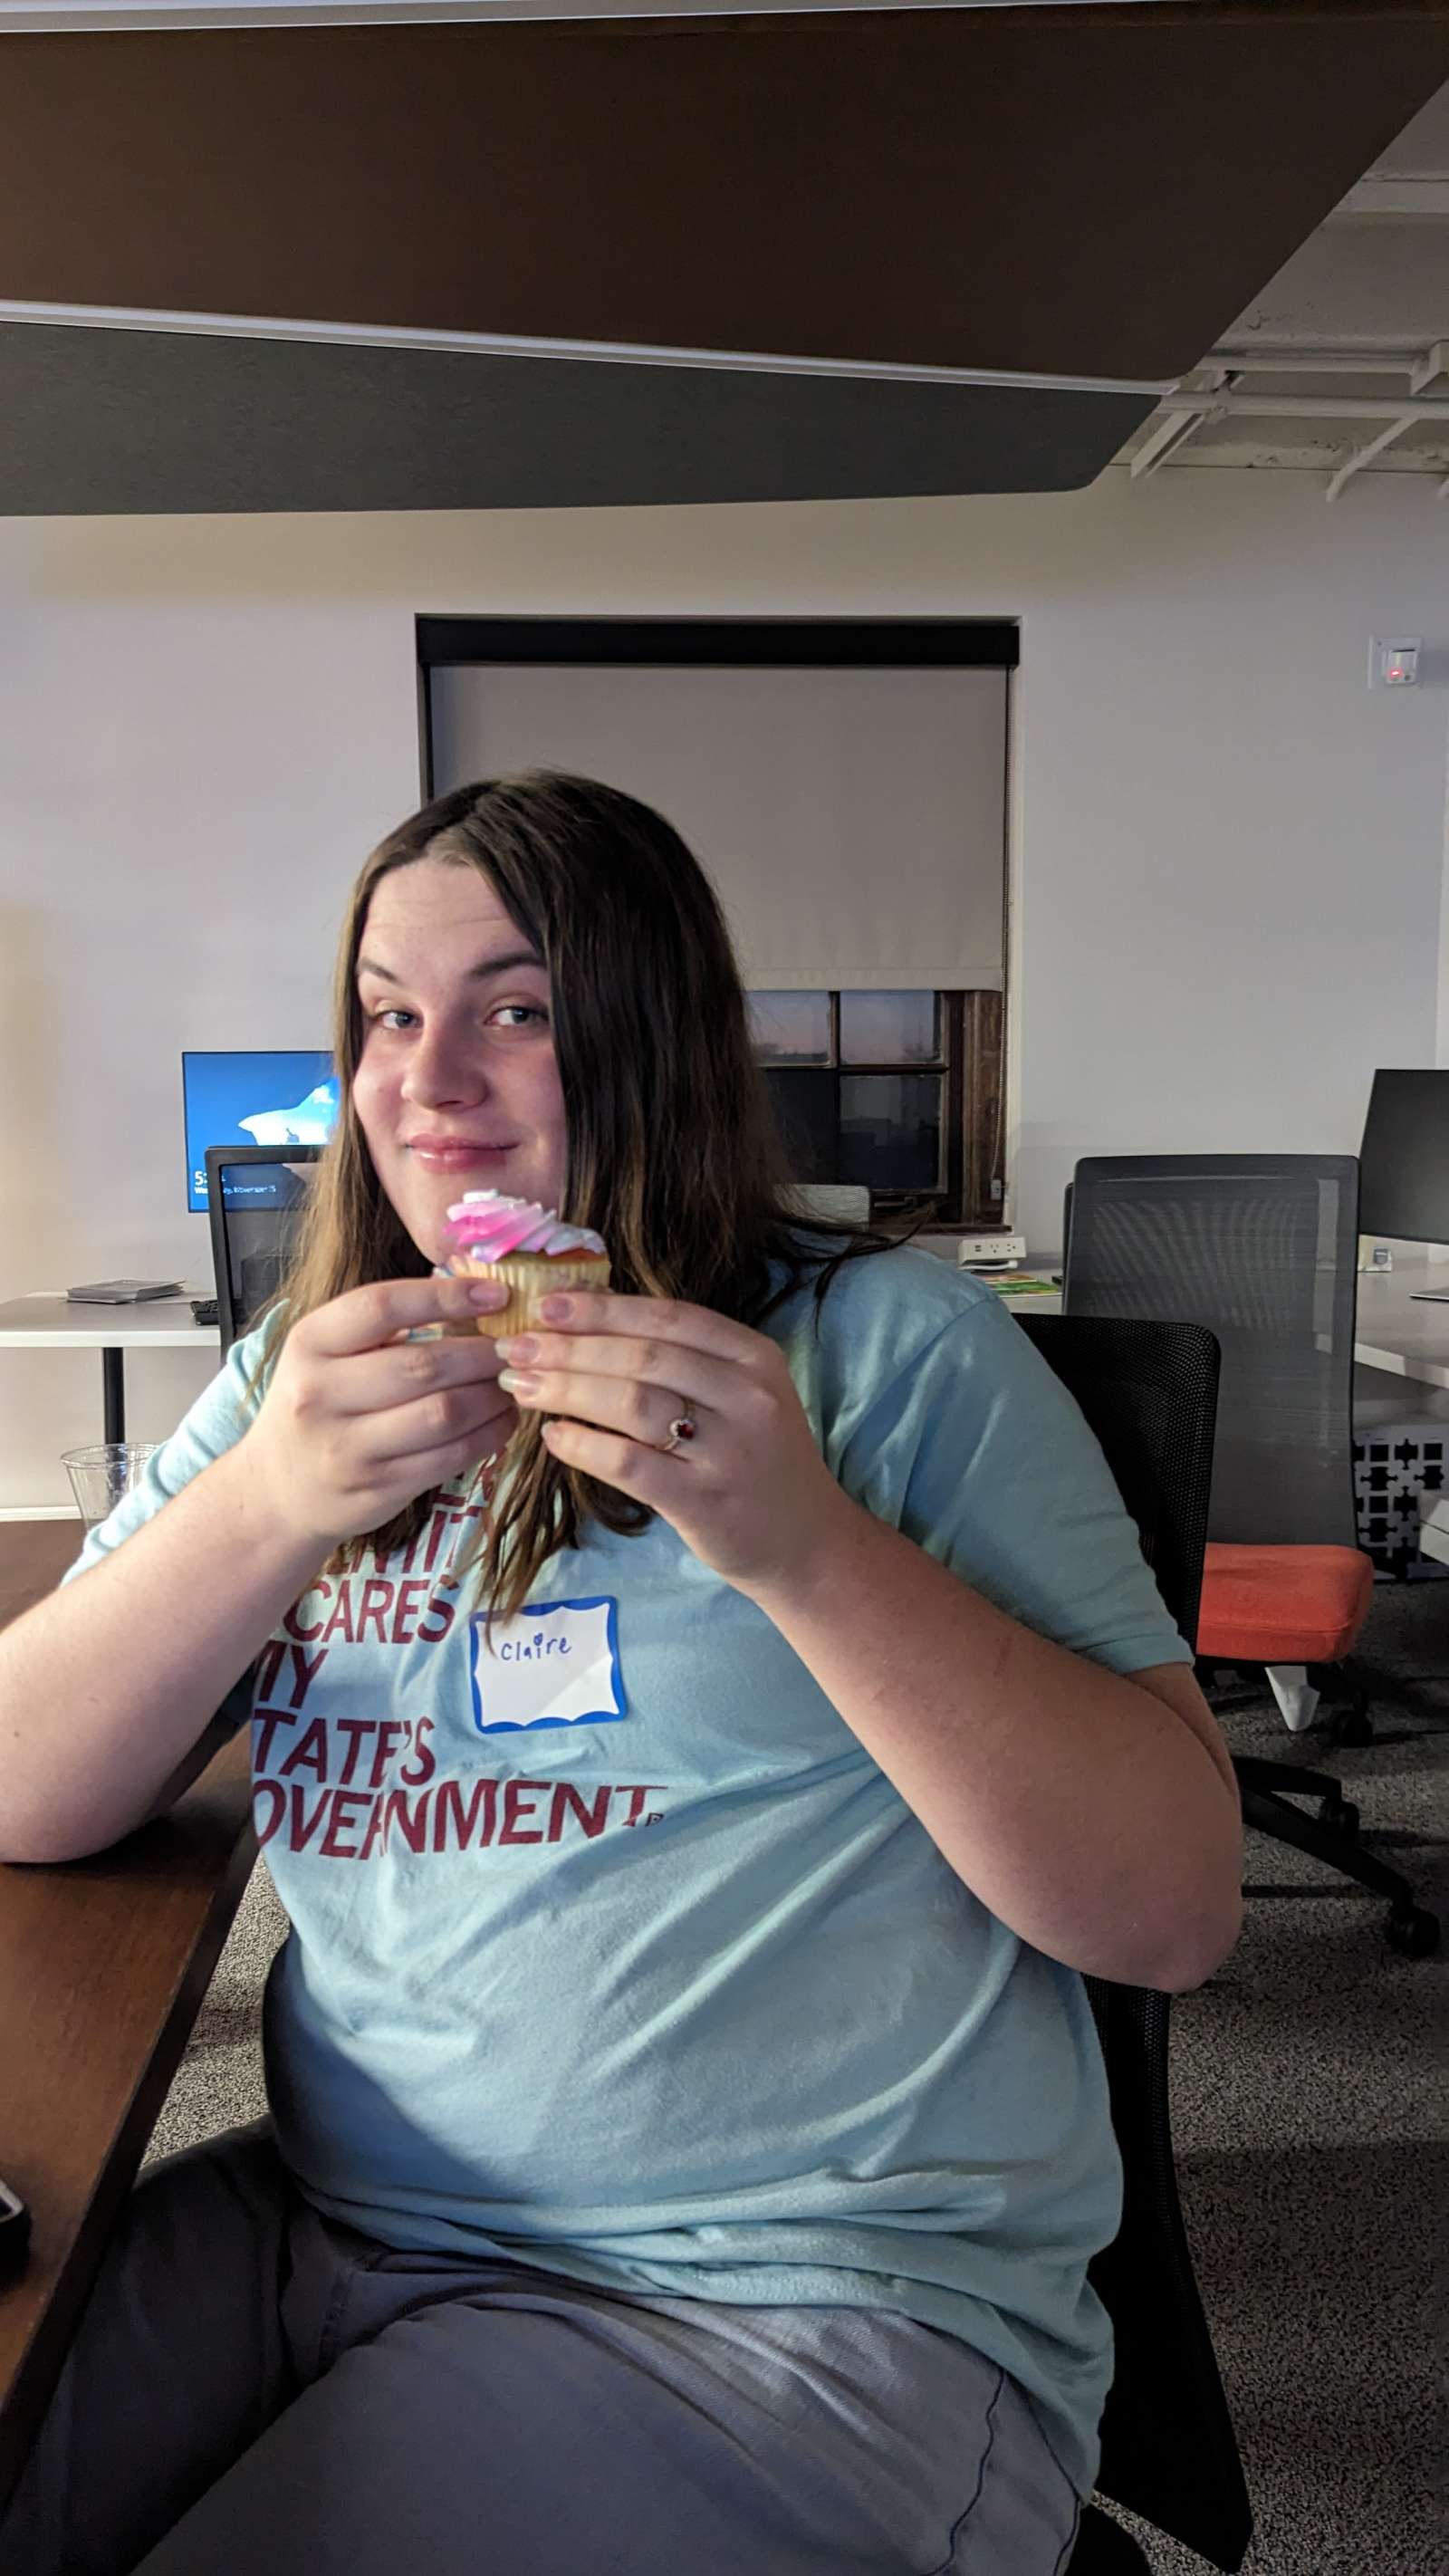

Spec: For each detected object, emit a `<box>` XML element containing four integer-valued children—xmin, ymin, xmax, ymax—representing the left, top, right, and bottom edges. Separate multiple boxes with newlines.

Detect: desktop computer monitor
<box><xmin>205</xmin><ymin>1145</ymin><xmax>322</xmax><ymax>1349</ymax></box>
<box><xmin>1358</xmin><ymin>1069</ymin><xmax>1449</xmax><ymax>1243</ymax></box>
<box><xmin>183</xmin><ymin>1050</ymin><xmax>338</xmax><ymax>1213</ymax></box>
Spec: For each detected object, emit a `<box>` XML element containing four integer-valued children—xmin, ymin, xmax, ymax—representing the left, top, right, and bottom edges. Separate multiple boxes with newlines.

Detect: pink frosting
<box><xmin>442</xmin><ymin>1190</ymin><xmax>607</xmax><ymax>1264</ymax></box>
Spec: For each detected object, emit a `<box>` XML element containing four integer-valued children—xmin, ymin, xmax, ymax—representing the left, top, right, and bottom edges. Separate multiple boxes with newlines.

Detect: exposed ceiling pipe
<box><xmin>1336</xmin><ymin>176</ymin><xmax>1449</xmax><ymax>219</ymax></box>
<box><xmin>1129</xmin><ymin>351</ymin><xmax>1449</xmax><ymax>495</ymax></box>
<box><xmin>0</xmin><ymin>296</ymin><xmax>1172</xmax><ymax>393</ymax></box>
<box><xmin>1151</xmin><ymin>394</ymin><xmax>1449</xmax><ymax>421</ymax></box>
<box><xmin>1216</xmin><ymin>333</ymin><xmax>1448</xmax><ymax>355</ymax></box>
<box><xmin>1129</xmin><ymin>410</ymin><xmax>1207</xmax><ymax>478</ymax></box>
<box><xmin>0</xmin><ymin>1</ymin><xmax>1198</xmax><ymax>25</ymax></box>
<box><xmin>1213</xmin><ymin>349</ymin><xmax>1441</xmax><ymax>377</ymax></box>
<box><xmin>1129</xmin><ymin>366</ymin><xmax>1231</xmax><ymax>479</ymax></box>
<box><xmin>1325</xmin><ymin>415</ymin><xmax>1418</xmax><ymax>503</ymax></box>
<box><xmin>1129</xmin><ymin>413</ymin><xmax>1187</xmax><ymax>476</ymax></box>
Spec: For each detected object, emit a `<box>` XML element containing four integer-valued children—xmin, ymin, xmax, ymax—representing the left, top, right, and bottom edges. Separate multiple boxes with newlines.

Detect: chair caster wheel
<box><xmin>1318</xmin><ymin>1794</ymin><xmax>1359</xmax><ymax>1840</ymax></box>
<box><xmin>1386</xmin><ymin>1908</ymin><xmax>1440</xmax><ymax>1959</ymax></box>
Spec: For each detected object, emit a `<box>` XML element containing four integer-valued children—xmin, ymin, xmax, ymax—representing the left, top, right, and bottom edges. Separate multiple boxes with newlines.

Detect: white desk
<box><xmin>1418</xmin><ymin>1494</ymin><xmax>1449</xmax><ymax>1572</ymax></box>
<box><xmin>1352</xmin><ymin>1258</ymin><xmax>1449</xmax><ymax>1576</ymax></box>
<box><xmin>963</xmin><ymin>1254</ymin><xmax>1449</xmax><ymax>1390</ymax></box>
<box><xmin>974</xmin><ymin>1256</ymin><xmax>1449</xmax><ymax>1579</ymax></box>
<box><xmin>919</xmin><ymin>1241</ymin><xmax>1063</xmax><ymax>1315</ymax></box>
<box><xmin>1349</xmin><ymin>1253</ymin><xmax>1449</xmax><ymax>1394</ymax></box>
<box><xmin>0</xmin><ymin>1295</ymin><xmax>220</xmax><ymax>1447</ymax></box>
<box><xmin>4</xmin><ymin>1253</ymin><xmax>1443</xmax><ymax>1480</ymax></box>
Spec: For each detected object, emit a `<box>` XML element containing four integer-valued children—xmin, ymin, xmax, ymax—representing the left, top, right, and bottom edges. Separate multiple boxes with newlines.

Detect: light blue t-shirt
<box><xmin>66</xmin><ymin>1245</ymin><xmax>1190</xmax><ymax>2494</ymax></box>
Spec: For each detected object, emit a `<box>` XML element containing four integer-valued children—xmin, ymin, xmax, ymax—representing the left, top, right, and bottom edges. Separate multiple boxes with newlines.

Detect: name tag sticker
<box><xmin>468</xmin><ymin>1597</ymin><xmax>626</xmax><ymax>1733</ymax></box>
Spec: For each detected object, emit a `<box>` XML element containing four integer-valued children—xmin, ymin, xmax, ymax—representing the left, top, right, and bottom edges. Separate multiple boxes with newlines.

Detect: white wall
<box><xmin>1</xmin><ymin>471</ymin><xmax>1444</xmax><ymax>1509</ymax></box>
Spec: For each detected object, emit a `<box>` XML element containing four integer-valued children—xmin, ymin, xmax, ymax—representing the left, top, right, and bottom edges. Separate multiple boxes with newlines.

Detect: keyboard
<box><xmin>190</xmin><ymin>1298</ymin><xmax>219</xmax><ymax>1328</ymax></box>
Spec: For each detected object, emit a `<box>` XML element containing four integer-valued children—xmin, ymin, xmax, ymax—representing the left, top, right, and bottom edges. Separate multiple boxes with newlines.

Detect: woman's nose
<box><xmin>403</xmin><ymin>1024</ymin><xmax>488</xmax><ymax>1106</ymax></box>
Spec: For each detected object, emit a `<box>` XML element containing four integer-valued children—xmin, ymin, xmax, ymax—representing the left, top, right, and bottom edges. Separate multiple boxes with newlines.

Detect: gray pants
<box><xmin>1</xmin><ymin>2124</ymin><xmax>1083</xmax><ymax>2575</ymax></box>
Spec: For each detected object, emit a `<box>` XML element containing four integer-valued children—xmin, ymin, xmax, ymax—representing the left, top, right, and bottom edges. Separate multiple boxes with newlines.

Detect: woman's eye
<box><xmin>361</xmin><ymin>1000</ymin><xmax>548</xmax><ymax>1034</ymax></box>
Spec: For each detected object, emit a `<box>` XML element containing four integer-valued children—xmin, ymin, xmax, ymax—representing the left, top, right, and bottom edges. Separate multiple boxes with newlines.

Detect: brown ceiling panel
<box><xmin>2</xmin><ymin>6</ymin><xmax>1447</xmax><ymax>378</ymax></box>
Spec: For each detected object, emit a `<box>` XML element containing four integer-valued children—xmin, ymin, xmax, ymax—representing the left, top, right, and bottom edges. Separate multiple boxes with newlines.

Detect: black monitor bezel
<box><xmin>1358</xmin><ymin>1068</ymin><xmax>1449</xmax><ymax>1245</ymax></box>
<box><xmin>204</xmin><ymin>1144</ymin><xmax>324</xmax><ymax>1351</ymax></box>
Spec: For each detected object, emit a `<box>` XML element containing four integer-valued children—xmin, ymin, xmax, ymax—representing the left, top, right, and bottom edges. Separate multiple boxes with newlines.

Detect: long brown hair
<box><xmin>245</xmin><ymin>771</ymin><xmax>905</xmax><ymax>1617</ymax></box>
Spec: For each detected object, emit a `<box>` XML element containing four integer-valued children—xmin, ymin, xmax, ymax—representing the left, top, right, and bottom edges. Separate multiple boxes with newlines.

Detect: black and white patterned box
<box><xmin>1353</xmin><ymin>1419</ymin><xmax>1448</xmax><ymax>1581</ymax></box>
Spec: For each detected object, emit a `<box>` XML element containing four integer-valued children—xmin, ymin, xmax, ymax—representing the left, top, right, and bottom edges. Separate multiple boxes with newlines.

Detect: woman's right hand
<box><xmin>238</xmin><ymin>1274</ymin><xmax>516</xmax><ymax>1552</ymax></box>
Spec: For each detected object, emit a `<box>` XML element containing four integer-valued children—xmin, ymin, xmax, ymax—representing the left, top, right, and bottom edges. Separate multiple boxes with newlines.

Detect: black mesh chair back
<box><xmin>205</xmin><ymin>1145</ymin><xmax>321</xmax><ymax>1353</ymax></box>
<box><xmin>1016</xmin><ymin>1313</ymin><xmax>1252</xmax><ymax>2573</ymax></box>
<box><xmin>1063</xmin><ymin>1155</ymin><xmax>1360</xmax><ymax>1549</ymax></box>
<box><xmin>1018</xmin><ymin>1312</ymin><xmax>1218</xmax><ymax>1656</ymax></box>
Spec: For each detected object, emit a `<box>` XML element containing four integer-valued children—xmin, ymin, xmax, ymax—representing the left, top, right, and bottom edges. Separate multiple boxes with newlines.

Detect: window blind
<box><xmin>427</xmin><ymin>659</ymin><xmax>1006</xmax><ymax>992</ymax></box>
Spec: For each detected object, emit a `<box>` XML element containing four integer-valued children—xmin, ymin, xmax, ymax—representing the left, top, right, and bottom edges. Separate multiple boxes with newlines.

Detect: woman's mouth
<box><xmin>408</xmin><ymin>1141</ymin><xmax>513</xmax><ymax>1171</ymax></box>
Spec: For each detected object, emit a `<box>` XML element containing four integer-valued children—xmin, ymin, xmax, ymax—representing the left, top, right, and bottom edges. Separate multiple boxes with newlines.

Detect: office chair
<box><xmin>1063</xmin><ymin>1158</ymin><xmax>1439</xmax><ymax>1958</ymax></box>
<box><xmin>204</xmin><ymin>1145</ymin><xmax>321</xmax><ymax>1354</ymax></box>
<box><xmin>1017</xmin><ymin>1313</ymin><xmax>1252</xmax><ymax>2575</ymax></box>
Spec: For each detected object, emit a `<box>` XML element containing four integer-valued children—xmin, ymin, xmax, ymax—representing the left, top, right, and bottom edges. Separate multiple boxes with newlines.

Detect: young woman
<box><xmin>0</xmin><ymin>773</ymin><xmax>1241</xmax><ymax>2576</ymax></box>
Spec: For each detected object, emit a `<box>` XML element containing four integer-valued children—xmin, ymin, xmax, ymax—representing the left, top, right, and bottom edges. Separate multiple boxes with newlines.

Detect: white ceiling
<box><xmin>1118</xmin><ymin>79</ymin><xmax>1449</xmax><ymax>494</ymax></box>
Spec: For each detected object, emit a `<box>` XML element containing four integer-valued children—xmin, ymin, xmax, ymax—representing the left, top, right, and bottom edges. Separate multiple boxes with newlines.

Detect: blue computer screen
<box><xmin>183</xmin><ymin>1051</ymin><xmax>339</xmax><ymax>1212</ymax></box>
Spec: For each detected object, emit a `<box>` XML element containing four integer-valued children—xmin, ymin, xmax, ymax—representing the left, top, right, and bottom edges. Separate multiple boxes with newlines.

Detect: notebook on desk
<box><xmin>971</xmin><ymin>1271</ymin><xmax>1061</xmax><ymax>1298</ymax></box>
<box><xmin>65</xmin><ymin>1281</ymin><xmax>184</xmax><ymax>1304</ymax></box>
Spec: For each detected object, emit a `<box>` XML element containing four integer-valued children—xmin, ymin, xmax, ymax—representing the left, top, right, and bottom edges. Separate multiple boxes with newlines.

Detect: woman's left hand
<box><xmin>494</xmin><ymin>1291</ymin><xmax>858</xmax><ymax>1597</ymax></box>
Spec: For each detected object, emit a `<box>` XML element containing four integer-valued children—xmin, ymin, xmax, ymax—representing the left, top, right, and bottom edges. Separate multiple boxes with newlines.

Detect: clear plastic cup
<box><xmin>62</xmin><ymin>1442</ymin><xmax>160</xmax><ymax>1533</ymax></box>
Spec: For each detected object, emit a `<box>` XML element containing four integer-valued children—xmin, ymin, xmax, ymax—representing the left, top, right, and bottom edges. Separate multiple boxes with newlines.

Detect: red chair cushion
<box><xmin>1197</xmin><ymin>1543</ymin><xmax>1374</xmax><ymax>1666</ymax></box>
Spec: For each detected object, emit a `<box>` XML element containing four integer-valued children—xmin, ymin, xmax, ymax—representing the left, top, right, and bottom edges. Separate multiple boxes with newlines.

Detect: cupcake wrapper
<box><xmin>445</xmin><ymin>1252</ymin><xmax>611</xmax><ymax>1338</ymax></box>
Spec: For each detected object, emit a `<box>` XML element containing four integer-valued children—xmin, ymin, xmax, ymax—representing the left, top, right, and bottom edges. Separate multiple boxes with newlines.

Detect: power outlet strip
<box><xmin>957</xmin><ymin>1232</ymin><xmax>1027</xmax><ymax>1271</ymax></box>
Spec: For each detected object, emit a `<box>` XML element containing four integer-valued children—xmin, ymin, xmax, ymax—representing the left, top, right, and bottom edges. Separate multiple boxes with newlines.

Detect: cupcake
<box><xmin>437</xmin><ymin>1190</ymin><xmax>610</xmax><ymax>1337</ymax></box>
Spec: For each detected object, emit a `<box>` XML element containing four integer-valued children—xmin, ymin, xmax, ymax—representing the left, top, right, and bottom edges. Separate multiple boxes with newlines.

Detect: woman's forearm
<box><xmin>0</xmin><ymin>1443</ymin><xmax>324</xmax><ymax>1865</ymax></box>
<box><xmin>747</xmin><ymin>1495</ymin><xmax>1242</xmax><ymax>1991</ymax></box>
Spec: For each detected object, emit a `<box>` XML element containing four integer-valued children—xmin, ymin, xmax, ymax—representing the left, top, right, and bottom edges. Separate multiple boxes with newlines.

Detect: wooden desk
<box><xmin>0</xmin><ymin>1525</ymin><xmax>254</xmax><ymax>2515</ymax></box>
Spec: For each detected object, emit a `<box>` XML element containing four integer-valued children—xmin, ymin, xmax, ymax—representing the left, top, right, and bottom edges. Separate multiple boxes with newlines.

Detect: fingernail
<box><xmin>467</xmin><ymin>1282</ymin><xmax>508</xmax><ymax>1307</ymax></box>
<box><xmin>496</xmin><ymin>1334</ymin><xmax>539</xmax><ymax>1363</ymax></box>
<box><xmin>497</xmin><ymin>1370</ymin><xmax>540</xmax><ymax>1397</ymax></box>
<box><xmin>538</xmin><ymin>1295</ymin><xmax>573</xmax><ymax>1322</ymax></box>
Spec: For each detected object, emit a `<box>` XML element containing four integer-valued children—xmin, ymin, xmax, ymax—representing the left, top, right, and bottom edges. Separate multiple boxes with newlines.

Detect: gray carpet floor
<box><xmin>145</xmin><ymin>1580</ymin><xmax>1449</xmax><ymax>2576</ymax></box>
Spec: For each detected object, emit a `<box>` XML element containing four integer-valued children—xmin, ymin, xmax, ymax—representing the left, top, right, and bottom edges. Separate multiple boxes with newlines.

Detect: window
<box><xmin>417</xmin><ymin>617</ymin><xmax>1015</xmax><ymax>1230</ymax></box>
<box><xmin>750</xmin><ymin>990</ymin><xmax>1003</xmax><ymax>1226</ymax></box>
